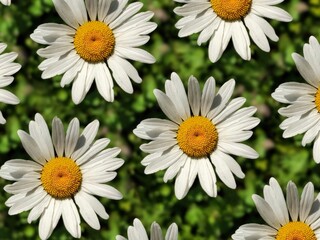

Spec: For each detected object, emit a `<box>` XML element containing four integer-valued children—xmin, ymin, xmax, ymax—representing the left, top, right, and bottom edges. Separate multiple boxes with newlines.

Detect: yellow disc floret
<box><xmin>210</xmin><ymin>0</ymin><xmax>252</xmax><ymax>21</ymax></box>
<box><xmin>41</xmin><ymin>157</ymin><xmax>82</xmax><ymax>199</ymax></box>
<box><xmin>276</xmin><ymin>221</ymin><xmax>316</xmax><ymax>240</ymax></box>
<box><xmin>177</xmin><ymin>116</ymin><xmax>218</xmax><ymax>158</ymax></box>
<box><xmin>315</xmin><ymin>88</ymin><xmax>320</xmax><ymax>112</ymax></box>
<box><xmin>74</xmin><ymin>21</ymin><xmax>115</xmax><ymax>63</ymax></box>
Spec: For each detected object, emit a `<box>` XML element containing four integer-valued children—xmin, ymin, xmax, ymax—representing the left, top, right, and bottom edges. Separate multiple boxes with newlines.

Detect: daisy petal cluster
<box><xmin>0</xmin><ymin>43</ymin><xmax>20</xmax><ymax>124</ymax></box>
<box><xmin>232</xmin><ymin>178</ymin><xmax>320</xmax><ymax>240</ymax></box>
<box><xmin>272</xmin><ymin>36</ymin><xmax>320</xmax><ymax>163</ymax></box>
<box><xmin>134</xmin><ymin>72</ymin><xmax>259</xmax><ymax>199</ymax></box>
<box><xmin>31</xmin><ymin>0</ymin><xmax>157</xmax><ymax>104</ymax></box>
<box><xmin>0</xmin><ymin>0</ymin><xmax>10</xmax><ymax>6</ymax></box>
<box><xmin>173</xmin><ymin>0</ymin><xmax>292</xmax><ymax>62</ymax></box>
<box><xmin>116</xmin><ymin>218</ymin><xmax>178</xmax><ymax>240</ymax></box>
<box><xmin>0</xmin><ymin>113</ymin><xmax>124</xmax><ymax>240</ymax></box>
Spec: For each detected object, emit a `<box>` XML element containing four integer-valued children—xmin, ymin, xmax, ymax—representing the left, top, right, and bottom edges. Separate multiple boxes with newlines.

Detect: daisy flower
<box><xmin>0</xmin><ymin>113</ymin><xmax>124</xmax><ymax>240</ymax></box>
<box><xmin>0</xmin><ymin>43</ymin><xmax>21</xmax><ymax>124</ymax></box>
<box><xmin>31</xmin><ymin>0</ymin><xmax>156</xmax><ymax>104</ymax></box>
<box><xmin>134</xmin><ymin>72</ymin><xmax>260</xmax><ymax>199</ymax></box>
<box><xmin>232</xmin><ymin>178</ymin><xmax>320</xmax><ymax>240</ymax></box>
<box><xmin>173</xmin><ymin>0</ymin><xmax>292</xmax><ymax>63</ymax></box>
<box><xmin>272</xmin><ymin>36</ymin><xmax>320</xmax><ymax>163</ymax></box>
<box><xmin>116</xmin><ymin>218</ymin><xmax>178</xmax><ymax>240</ymax></box>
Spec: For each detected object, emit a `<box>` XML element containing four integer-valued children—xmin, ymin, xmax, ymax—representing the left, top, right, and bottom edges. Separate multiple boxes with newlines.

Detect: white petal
<box><xmin>286</xmin><ymin>181</ymin><xmax>299</xmax><ymax>221</ymax></box>
<box><xmin>201</xmin><ymin>77</ymin><xmax>216</xmax><ymax>116</ymax></box>
<box><xmin>71</xmin><ymin>62</ymin><xmax>88</xmax><ymax>104</ymax></box>
<box><xmin>198</xmin><ymin>159</ymin><xmax>217</xmax><ymax>197</ymax></box>
<box><xmin>108</xmin><ymin>55</ymin><xmax>134</xmax><ymax>94</ymax></box>
<box><xmin>52</xmin><ymin>117</ymin><xmax>65</xmax><ymax>157</ymax></box>
<box><xmin>174</xmin><ymin>158</ymin><xmax>191</xmax><ymax>199</ymax></box>
<box><xmin>154</xmin><ymin>89</ymin><xmax>182</xmax><ymax>124</ymax></box>
<box><xmin>75</xmin><ymin>191</ymin><xmax>100</xmax><ymax>230</ymax></box>
<box><xmin>85</xmin><ymin>0</ymin><xmax>98</xmax><ymax>21</ymax></box>
<box><xmin>83</xmin><ymin>183</ymin><xmax>122</xmax><ymax>200</ymax></box>
<box><xmin>145</xmin><ymin>146</ymin><xmax>183</xmax><ymax>174</ymax></box>
<box><xmin>0</xmin><ymin>89</ymin><xmax>19</xmax><ymax>105</ymax></box>
<box><xmin>244</xmin><ymin>14</ymin><xmax>270</xmax><ymax>52</ymax></box>
<box><xmin>231</xmin><ymin>21</ymin><xmax>251</xmax><ymax>61</ymax></box>
<box><xmin>95</xmin><ymin>63</ymin><xmax>114</xmax><ymax>102</ymax></box>
<box><xmin>292</xmin><ymin>53</ymin><xmax>319</xmax><ymax>87</ymax></box>
<box><xmin>65</xmin><ymin>118</ymin><xmax>80</xmax><ymax>157</ymax></box>
<box><xmin>188</xmin><ymin>76</ymin><xmax>201</xmax><ymax>116</ymax></box>
<box><xmin>71</xmin><ymin>119</ymin><xmax>99</xmax><ymax>160</ymax></box>
<box><xmin>66</xmin><ymin>0</ymin><xmax>88</xmax><ymax>25</ymax></box>
<box><xmin>17</xmin><ymin>130</ymin><xmax>46</xmax><ymax>165</ymax></box>
<box><xmin>61</xmin><ymin>199</ymin><xmax>81</xmax><ymax>238</ymax></box>
<box><xmin>300</xmin><ymin>182</ymin><xmax>315</xmax><ymax>222</ymax></box>
<box><xmin>252</xmin><ymin>5</ymin><xmax>292</xmax><ymax>22</ymax></box>
<box><xmin>252</xmin><ymin>194</ymin><xmax>281</xmax><ymax>229</ymax></box>
<box><xmin>218</xmin><ymin>142</ymin><xmax>258</xmax><ymax>159</ymax></box>
<box><xmin>165</xmin><ymin>223</ymin><xmax>178</xmax><ymax>240</ymax></box>
<box><xmin>211</xmin><ymin>152</ymin><xmax>237</xmax><ymax>189</ymax></box>
<box><xmin>52</xmin><ymin>0</ymin><xmax>79</xmax><ymax>29</ymax></box>
<box><xmin>39</xmin><ymin>198</ymin><xmax>55</xmax><ymax>240</ymax></box>
<box><xmin>76</xmin><ymin>138</ymin><xmax>110</xmax><ymax>165</ymax></box>
<box><xmin>313</xmin><ymin>134</ymin><xmax>320</xmax><ymax>163</ymax></box>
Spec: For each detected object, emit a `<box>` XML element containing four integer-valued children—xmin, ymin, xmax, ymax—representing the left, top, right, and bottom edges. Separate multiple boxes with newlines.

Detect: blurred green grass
<box><xmin>0</xmin><ymin>0</ymin><xmax>320</xmax><ymax>239</ymax></box>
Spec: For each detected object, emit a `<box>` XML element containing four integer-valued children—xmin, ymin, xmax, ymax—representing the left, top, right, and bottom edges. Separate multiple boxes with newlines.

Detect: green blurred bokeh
<box><xmin>0</xmin><ymin>0</ymin><xmax>320</xmax><ymax>239</ymax></box>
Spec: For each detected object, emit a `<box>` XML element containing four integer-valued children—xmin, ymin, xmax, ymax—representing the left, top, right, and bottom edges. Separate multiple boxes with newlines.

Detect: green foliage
<box><xmin>0</xmin><ymin>0</ymin><xmax>319</xmax><ymax>239</ymax></box>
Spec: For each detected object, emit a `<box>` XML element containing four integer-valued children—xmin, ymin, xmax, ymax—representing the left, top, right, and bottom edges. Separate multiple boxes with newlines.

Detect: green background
<box><xmin>0</xmin><ymin>0</ymin><xmax>320</xmax><ymax>239</ymax></box>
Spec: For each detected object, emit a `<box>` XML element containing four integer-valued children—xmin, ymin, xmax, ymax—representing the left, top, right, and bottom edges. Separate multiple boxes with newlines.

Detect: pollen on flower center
<box><xmin>177</xmin><ymin>116</ymin><xmax>218</xmax><ymax>158</ymax></box>
<box><xmin>41</xmin><ymin>157</ymin><xmax>82</xmax><ymax>199</ymax></box>
<box><xmin>210</xmin><ymin>0</ymin><xmax>252</xmax><ymax>21</ymax></box>
<box><xmin>315</xmin><ymin>88</ymin><xmax>320</xmax><ymax>112</ymax></box>
<box><xmin>276</xmin><ymin>221</ymin><xmax>316</xmax><ymax>240</ymax></box>
<box><xmin>74</xmin><ymin>21</ymin><xmax>115</xmax><ymax>63</ymax></box>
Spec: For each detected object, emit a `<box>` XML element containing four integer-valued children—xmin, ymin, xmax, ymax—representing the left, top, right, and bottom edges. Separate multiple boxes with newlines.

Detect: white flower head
<box><xmin>0</xmin><ymin>113</ymin><xmax>124</xmax><ymax>240</ymax></box>
<box><xmin>116</xmin><ymin>218</ymin><xmax>178</xmax><ymax>240</ymax></box>
<box><xmin>173</xmin><ymin>0</ymin><xmax>292</xmax><ymax>63</ymax></box>
<box><xmin>31</xmin><ymin>0</ymin><xmax>157</xmax><ymax>104</ymax></box>
<box><xmin>272</xmin><ymin>36</ymin><xmax>320</xmax><ymax>164</ymax></box>
<box><xmin>134</xmin><ymin>72</ymin><xmax>260</xmax><ymax>199</ymax></box>
<box><xmin>0</xmin><ymin>0</ymin><xmax>11</xmax><ymax>5</ymax></box>
<box><xmin>232</xmin><ymin>177</ymin><xmax>320</xmax><ymax>240</ymax></box>
<box><xmin>0</xmin><ymin>43</ymin><xmax>21</xmax><ymax>124</ymax></box>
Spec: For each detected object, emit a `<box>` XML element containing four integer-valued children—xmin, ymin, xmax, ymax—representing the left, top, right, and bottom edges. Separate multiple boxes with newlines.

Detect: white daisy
<box><xmin>116</xmin><ymin>218</ymin><xmax>178</xmax><ymax>240</ymax></box>
<box><xmin>272</xmin><ymin>36</ymin><xmax>320</xmax><ymax>164</ymax></box>
<box><xmin>0</xmin><ymin>0</ymin><xmax>10</xmax><ymax>5</ymax></box>
<box><xmin>173</xmin><ymin>0</ymin><xmax>292</xmax><ymax>63</ymax></box>
<box><xmin>232</xmin><ymin>177</ymin><xmax>320</xmax><ymax>240</ymax></box>
<box><xmin>0</xmin><ymin>43</ymin><xmax>20</xmax><ymax>124</ymax></box>
<box><xmin>0</xmin><ymin>113</ymin><xmax>124</xmax><ymax>240</ymax></box>
<box><xmin>134</xmin><ymin>72</ymin><xmax>259</xmax><ymax>199</ymax></box>
<box><xmin>31</xmin><ymin>0</ymin><xmax>156</xmax><ymax>104</ymax></box>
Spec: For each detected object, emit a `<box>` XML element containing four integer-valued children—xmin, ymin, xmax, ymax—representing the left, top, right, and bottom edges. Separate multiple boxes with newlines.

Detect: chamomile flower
<box><xmin>0</xmin><ymin>113</ymin><xmax>124</xmax><ymax>240</ymax></box>
<box><xmin>116</xmin><ymin>218</ymin><xmax>178</xmax><ymax>240</ymax></box>
<box><xmin>0</xmin><ymin>43</ymin><xmax>20</xmax><ymax>124</ymax></box>
<box><xmin>134</xmin><ymin>73</ymin><xmax>259</xmax><ymax>199</ymax></box>
<box><xmin>232</xmin><ymin>178</ymin><xmax>320</xmax><ymax>240</ymax></box>
<box><xmin>272</xmin><ymin>36</ymin><xmax>320</xmax><ymax>164</ymax></box>
<box><xmin>0</xmin><ymin>0</ymin><xmax>10</xmax><ymax>5</ymax></box>
<box><xmin>31</xmin><ymin>0</ymin><xmax>156</xmax><ymax>104</ymax></box>
<box><xmin>173</xmin><ymin>0</ymin><xmax>292</xmax><ymax>62</ymax></box>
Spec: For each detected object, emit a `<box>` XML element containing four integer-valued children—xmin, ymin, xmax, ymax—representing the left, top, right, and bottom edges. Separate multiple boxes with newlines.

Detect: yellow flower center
<box><xmin>177</xmin><ymin>116</ymin><xmax>218</xmax><ymax>158</ymax></box>
<box><xmin>210</xmin><ymin>0</ymin><xmax>252</xmax><ymax>21</ymax></box>
<box><xmin>41</xmin><ymin>157</ymin><xmax>82</xmax><ymax>199</ymax></box>
<box><xmin>74</xmin><ymin>21</ymin><xmax>115</xmax><ymax>63</ymax></box>
<box><xmin>276</xmin><ymin>222</ymin><xmax>316</xmax><ymax>240</ymax></box>
<box><xmin>315</xmin><ymin>88</ymin><xmax>320</xmax><ymax>112</ymax></box>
